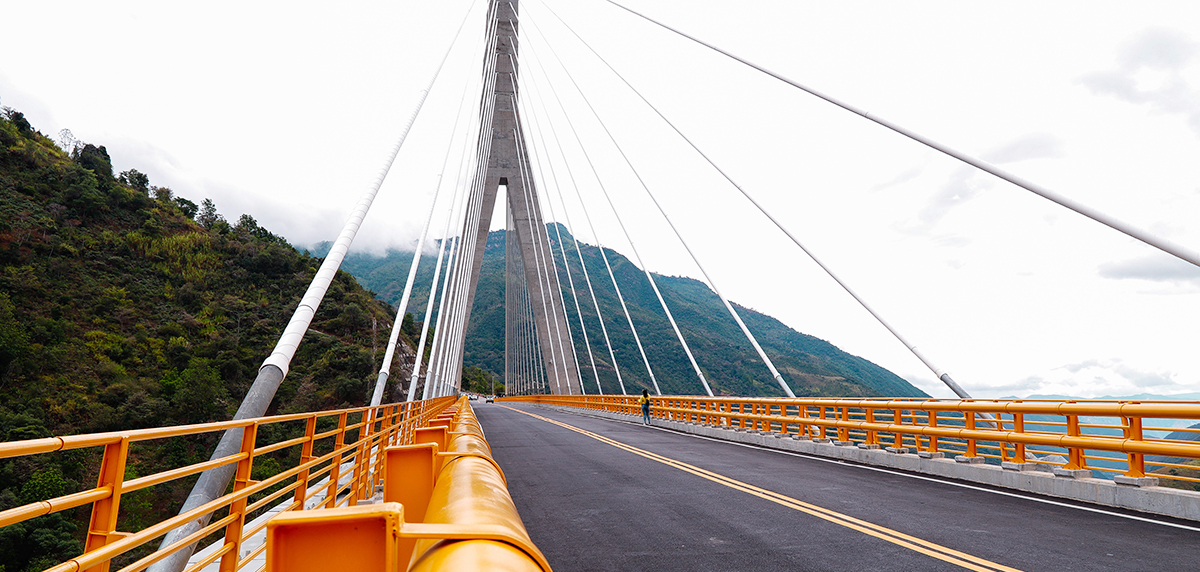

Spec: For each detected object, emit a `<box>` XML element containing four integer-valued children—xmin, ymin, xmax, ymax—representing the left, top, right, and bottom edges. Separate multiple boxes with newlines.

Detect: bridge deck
<box><xmin>478</xmin><ymin>402</ymin><xmax>1199</xmax><ymax>572</ymax></box>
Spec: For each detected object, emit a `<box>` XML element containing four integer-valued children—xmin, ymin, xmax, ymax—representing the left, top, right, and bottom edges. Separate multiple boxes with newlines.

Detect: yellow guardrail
<box><xmin>502</xmin><ymin>394</ymin><xmax>1200</xmax><ymax>484</ymax></box>
<box><xmin>0</xmin><ymin>396</ymin><xmax>456</xmax><ymax>572</ymax></box>
<box><xmin>265</xmin><ymin>397</ymin><xmax>549</xmax><ymax>572</ymax></box>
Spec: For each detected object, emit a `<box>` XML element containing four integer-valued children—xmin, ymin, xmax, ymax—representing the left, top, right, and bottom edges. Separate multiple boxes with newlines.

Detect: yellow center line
<box><xmin>501</xmin><ymin>405</ymin><xmax>1023</xmax><ymax>572</ymax></box>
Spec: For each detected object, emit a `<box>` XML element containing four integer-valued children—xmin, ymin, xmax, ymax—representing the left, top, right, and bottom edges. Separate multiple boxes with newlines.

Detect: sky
<box><xmin>3</xmin><ymin>0</ymin><xmax>1199</xmax><ymax>400</ymax></box>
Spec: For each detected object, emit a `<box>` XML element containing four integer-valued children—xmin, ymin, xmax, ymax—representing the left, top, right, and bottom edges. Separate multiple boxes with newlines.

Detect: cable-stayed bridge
<box><xmin>3</xmin><ymin>1</ymin><xmax>1200</xmax><ymax>571</ymax></box>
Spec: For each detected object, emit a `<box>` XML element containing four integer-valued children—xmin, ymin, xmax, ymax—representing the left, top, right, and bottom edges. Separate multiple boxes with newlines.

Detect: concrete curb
<box><xmin>533</xmin><ymin>404</ymin><xmax>1200</xmax><ymax>523</ymax></box>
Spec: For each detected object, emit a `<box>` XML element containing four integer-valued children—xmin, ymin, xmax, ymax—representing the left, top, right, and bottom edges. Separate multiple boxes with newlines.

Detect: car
<box><xmin>485</xmin><ymin>395</ymin><xmax>494</xmax><ymax>403</ymax></box>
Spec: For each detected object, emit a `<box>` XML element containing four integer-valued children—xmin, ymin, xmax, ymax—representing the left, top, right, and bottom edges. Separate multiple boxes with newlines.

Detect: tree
<box><xmin>119</xmin><ymin>169</ymin><xmax>150</xmax><ymax>193</ymax></box>
<box><xmin>57</xmin><ymin>128</ymin><xmax>79</xmax><ymax>154</ymax></box>
<box><xmin>235</xmin><ymin>213</ymin><xmax>261</xmax><ymax>236</ymax></box>
<box><xmin>235</xmin><ymin>213</ymin><xmax>282</xmax><ymax>242</ymax></box>
<box><xmin>1</xmin><ymin>107</ymin><xmax>32</xmax><ymax>135</ymax></box>
<box><xmin>164</xmin><ymin>358</ymin><xmax>230</xmax><ymax>423</ymax></box>
<box><xmin>460</xmin><ymin>366</ymin><xmax>499</xmax><ymax>394</ymax></box>
<box><xmin>72</xmin><ymin>144</ymin><xmax>114</xmax><ymax>182</ymax></box>
<box><xmin>197</xmin><ymin>198</ymin><xmax>223</xmax><ymax>229</ymax></box>
<box><xmin>19</xmin><ymin>468</ymin><xmax>67</xmax><ymax>504</ymax></box>
<box><xmin>401</xmin><ymin>312</ymin><xmax>419</xmax><ymax>337</ymax></box>
<box><xmin>174</xmin><ymin>196</ymin><xmax>199</xmax><ymax>218</ymax></box>
<box><xmin>0</xmin><ymin>293</ymin><xmax>29</xmax><ymax>378</ymax></box>
<box><xmin>59</xmin><ymin>162</ymin><xmax>106</xmax><ymax>214</ymax></box>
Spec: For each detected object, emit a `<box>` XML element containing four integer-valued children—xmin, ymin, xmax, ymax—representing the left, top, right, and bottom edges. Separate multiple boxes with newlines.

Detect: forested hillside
<box><xmin>0</xmin><ymin>107</ymin><xmax>413</xmax><ymax>571</ymax></box>
<box><xmin>325</xmin><ymin>224</ymin><xmax>927</xmax><ymax>398</ymax></box>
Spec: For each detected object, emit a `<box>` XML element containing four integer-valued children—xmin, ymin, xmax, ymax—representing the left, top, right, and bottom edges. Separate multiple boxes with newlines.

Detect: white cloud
<box><xmin>894</xmin><ymin>166</ymin><xmax>990</xmax><ymax>235</ymax></box>
<box><xmin>871</xmin><ymin>162</ymin><xmax>927</xmax><ymax>193</ymax></box>
<box><xmin>1079</xmin><ymin>27</ymin><xmax>1200</xmax><ymax>136</ymax></box>
<box><xmin>1098</xmin><ymin>254</ymin><xmax>1200</xmax><ymax>285</ymax></box>
<box><xmin>893</xmin><ymin>133</ymin><xmax>1066</xmax><ymax>236</ymax></box>
<box><xmin>998</xmin><ymin>358</ymin><xmax>1184</xmax><ymax>398</ymax></box>
<box><xmin>981</xmin><ymin>133</ymin><xmax>1066</xmax><ymax>164</ymax></box>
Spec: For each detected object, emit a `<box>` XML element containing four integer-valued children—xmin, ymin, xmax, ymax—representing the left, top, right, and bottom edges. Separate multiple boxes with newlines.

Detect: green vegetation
<box><xmin>461</xmin><ymin>365</ymin><xmax>502</xmax><ymax>396</ymax></box>
<box><xmin>325</xmin><ymin>223</ymin><xmax>927</xmax><ymax>399</ymax></box>
<box><xmin>0</xmin><ymin>106</ymin><xmax>412</xmax><ymax>572</ymax></box>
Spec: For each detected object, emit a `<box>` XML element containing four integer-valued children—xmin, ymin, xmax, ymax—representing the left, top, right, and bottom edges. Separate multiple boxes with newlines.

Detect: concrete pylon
<box><xmin>459</xmin><ymin>0</ymin><xmax>581</xmax><ymax>395</ymax></box>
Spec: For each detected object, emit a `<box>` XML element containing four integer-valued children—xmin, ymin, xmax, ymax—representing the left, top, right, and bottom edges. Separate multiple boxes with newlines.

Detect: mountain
<box><xmin>318</xmin><ymin>223</ymin><xmax>926</xmax><ymax>398</ymax></box>
<box><xmin>0</xmin><ymin>106</ymin><xmax>412</xmax><ymax>570</ymax></box>
<box><xmin>1149</xmin><ymin>422</ymin><xmax>1200</xmax><ymax>492</ymax></box>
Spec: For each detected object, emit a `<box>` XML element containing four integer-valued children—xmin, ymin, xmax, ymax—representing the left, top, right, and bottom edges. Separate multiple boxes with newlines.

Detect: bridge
<box><xmin>2</xmin><ymin>1</ymin><xmax>1200</xmax><ymax>571</ymax></box>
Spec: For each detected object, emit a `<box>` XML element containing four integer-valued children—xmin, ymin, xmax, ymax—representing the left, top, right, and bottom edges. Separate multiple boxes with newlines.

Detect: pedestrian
<box><xmin>639</xmin><ymin>389</ymin><xmax>651</xmax><ymax>425</ymax></box>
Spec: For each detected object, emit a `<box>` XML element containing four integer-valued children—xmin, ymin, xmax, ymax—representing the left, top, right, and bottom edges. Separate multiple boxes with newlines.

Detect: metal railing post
<box><xmin>965</xmin><ymin>411</ymin><xmax>978</xmax><ymax>457</ymax></box>
<box><xmin>837</xmin><ymin>407</ymin><xmax>849</xmax><ymax>443</ymax></box>
<box><xmin>801</xmin><ymin>404</ymin><xmax>812</xmax><ymax>439</ymax></box>
<box><xmin>865</xmin><ymin>407</ymin><xmax>877</xmax><ymax>446</ymax></box>
<box><xmin>1065</xmin><ymin>414</ymin><xmax>1084</xmax><ymax>471</ymax></box>
<box><xmin>350</xmin><ymin>415</ymin><xmax>370</xmax><ymax>505</ymax></box>
<box><xmin>294</xmin><ymin>415</ymin><xmax>317</xmax><ymax>508</ymax></box>
<box><xmin>818</xmin><ymin>406</ymin><xmax>828</xmax><ymax>440</ymax></box>
<box><xmin>373</xmin><ymin>406</ymin><xmax>396</xmax><ymax>491</ymax></box>
<box><xmin>1124</xmin><ymin>416</ymin><xmax>1146</xmax><ymax>478</ymax></box>
<box><xmin>219</xmin><ymin>423</ymin><xmax>259</xmax><ymax>572</ymax></box>
<box><xmin>1013</xmin><ymin>413</ymin><xmax>1026</xmax><ymax>462</ymax></box>
<box><xmin>326</xmin><ymin>413</ymin><xmax>349</xmax><ymax>509</ymax></box>
<box><xmin>82</xmin><ymin>436</ymin><xmax>130</xmax><ymax>572</ymax></box>
<box><xmin>929</xmin><ymin>410</ymin><xmax>940</xmax><ymax>453</ymax></box>
<box><xmin>893</xmin><ymin>409</ymin><xmax>904</xmax><ymax>450</ymax></box>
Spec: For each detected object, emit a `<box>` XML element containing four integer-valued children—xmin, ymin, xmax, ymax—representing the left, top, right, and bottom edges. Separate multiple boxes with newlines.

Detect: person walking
<box><xmin>639</xmin><ymin>389</ymin><xmax>651</xmax><ymax>425</ymax></box>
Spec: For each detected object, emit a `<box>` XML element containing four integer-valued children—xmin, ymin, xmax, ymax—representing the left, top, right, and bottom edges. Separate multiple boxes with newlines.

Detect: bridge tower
<box><xmin>459</xmin><ymin>0</ymin><xmax>582</xmax><ymax>395</ymax></box>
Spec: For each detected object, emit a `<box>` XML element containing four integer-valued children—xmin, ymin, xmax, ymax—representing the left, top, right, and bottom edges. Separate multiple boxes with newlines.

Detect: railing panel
<box><xmin>0</xmin><ymin>397</ymin><xmax>456</xmax><ymax>572</ymax></box>
<box><xmin>502</xmin><ymin>394</ymin><xmax>1200</xmax><ymax>487</ymax></box>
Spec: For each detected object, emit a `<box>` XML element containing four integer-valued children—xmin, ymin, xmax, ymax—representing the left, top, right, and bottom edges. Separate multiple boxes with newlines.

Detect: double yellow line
<box><xmin>503</xmin><ymin>406</ymin><xmax>1022</xmax><ymax>572</ymax></box>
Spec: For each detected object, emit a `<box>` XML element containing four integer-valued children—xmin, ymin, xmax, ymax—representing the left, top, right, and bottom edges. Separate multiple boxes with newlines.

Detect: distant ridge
<box><xmin>317</xmin><ymin>224</ymin><xmax>927</xmax><ymax>398</ymax></box>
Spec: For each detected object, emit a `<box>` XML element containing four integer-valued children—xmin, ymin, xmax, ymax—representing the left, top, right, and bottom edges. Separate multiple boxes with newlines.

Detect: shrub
<box><xmin>72</xmin><ymin>144</ymin><xmax>113</xmax><ymax>183</ymax></box>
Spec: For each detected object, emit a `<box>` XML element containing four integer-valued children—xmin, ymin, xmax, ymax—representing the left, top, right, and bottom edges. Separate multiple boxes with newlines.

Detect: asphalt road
<box><xmin>475</xmin><ymin>402</ymin><xmax>1200</xmax><ymax>572</ymax></box>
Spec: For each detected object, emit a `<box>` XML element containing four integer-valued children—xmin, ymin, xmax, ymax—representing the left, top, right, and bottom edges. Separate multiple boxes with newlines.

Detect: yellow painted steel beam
<box><xmin>503</xmin><ymin>395</ymin><xmax>1200</xmax><ymax>462</ymax></box>
<box><xmin>263</xmin><ymin>397</ymin><xmax>549</xmax><ymax>572</ymax></box>
<box><xmin>0</xmin><ymin>396</ymin><xmax>458</xmax><ymax>572</ymax></box>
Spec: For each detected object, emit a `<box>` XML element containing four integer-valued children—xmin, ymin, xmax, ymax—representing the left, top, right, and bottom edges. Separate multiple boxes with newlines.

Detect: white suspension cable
<box><xmin>371</xmin><ymin>82</ymin><xmax>475</xmax><ymax>407</ymax></box>
<box><xmin>422</xmin><ymin>234</ymin><xmax>458</xmax><ymax>399</ymax></box>
<box><xmin>517</xmin><ymin>52</ymin><xmax>624</xmax><ymax>396</ymax></box>
<box><xmin>506</xmin><ymin>123</ymin><xmax>562</xmax><ymax>393</ymax></box>
<box><xmin>539</xmin><ymin>1</ymin><xmax>971</xmax><ymax>397</ymax></box>
<box><xmin>436</xmin><ymin>13</ymin><xmax>503</xmax><ymax>396</ymax></box>
<box><xmin>509</xmin><ymin>120</ymin><xmax>569</xmax><ymax>393</ymax></box>
<box><xmin>147</xmin><ymin>4</ymin><xmax>480</xmax><ymax>570</ymax></box>
<box><xmin>507</xmin><ymin>34</ymin><xmax>581</xmax><ymax>395</ymax></box>
<box><xmin>512</xmin><ymin>70</ymin><xmax>600</xmax><ymax>395</ymax></box>
<box><xmin>564</xmin><ymin>189</ymin><xmax>641</xmax><ymax>396</ymax></box>
<box><xmin>426</xmin><ymin>14</ymin><xmax>500</xmax><ymax>398</ymax></box>
<box><xmin>506</xmin><ymin>204</ymin><xmax>525</xmax><ymax>393</ymax></box>
<box><xmin>520</xmin><ymin>16</ymin><xmax>713</xmax><ymax>396</ymax></box>
<box><xmin>408</xmin><ymin>128</ymin><xmax>473</xmax><ymax>401</ymax></box>
<box><xmin>511</xmin><ymin>52</ymin><xmax>666</xmax><ymax>396</ymax></box>
<box><xmin>605</xmin><ymin>0</ymin><xmax>1200</xmax><ymax>274</ymax></box>
<box><xmin>405</xmin><ymin>2</ymin><xmax>497</xmax><ymax>402</ymax></box>
<box><xmin>528</xmin><ymin>5</ymin><xmax>795</xmax><ymax>397</ymax></box>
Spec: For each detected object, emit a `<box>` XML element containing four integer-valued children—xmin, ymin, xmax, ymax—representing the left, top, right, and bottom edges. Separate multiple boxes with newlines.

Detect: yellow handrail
<box><xmin>503</xmin><ymin>394</ymin><xmax>1200</xmax><ymax>483</ymax></box>
<box><xmin>263</xmin><ymin>397</ymin><xmax>549</xmax><ymax>572</ymax></box>
<box><xmin>0</xmin><ymin>396</ymin><xmax>457</xmax><ymax>572</ymax></box>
